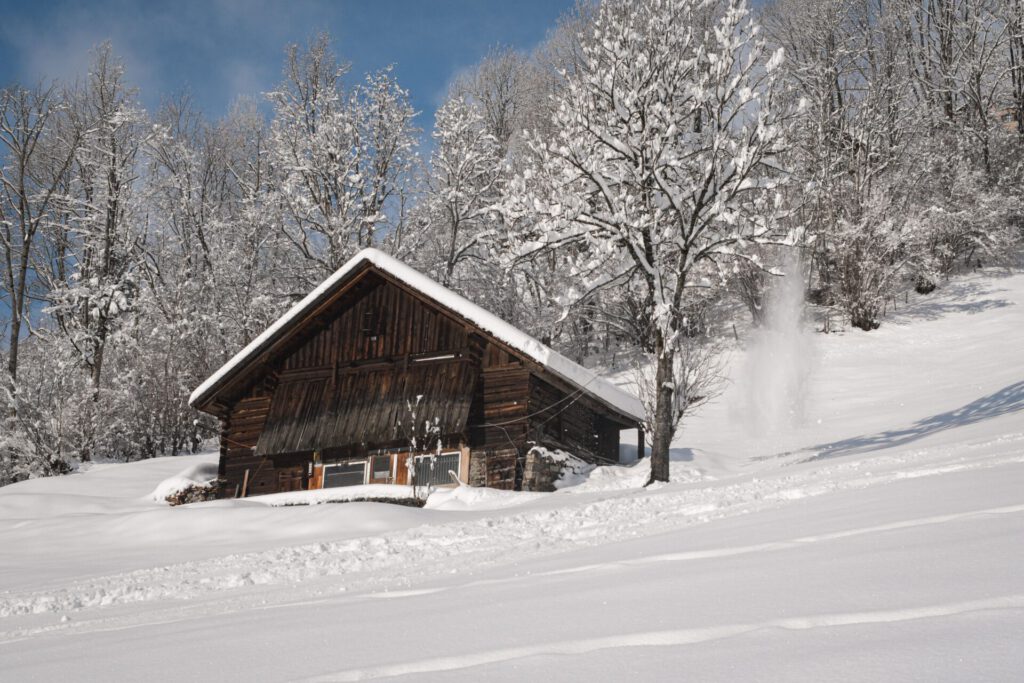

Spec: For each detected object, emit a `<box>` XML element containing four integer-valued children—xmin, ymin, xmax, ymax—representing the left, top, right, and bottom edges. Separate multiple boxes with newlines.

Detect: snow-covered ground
<box><xmin>2</xmin><ymin>266</ymin><xmax>1022</xmax><ymax>681</ymax></box>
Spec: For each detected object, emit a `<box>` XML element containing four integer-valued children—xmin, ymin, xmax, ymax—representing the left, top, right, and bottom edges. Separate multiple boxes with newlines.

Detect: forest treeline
<box><xmin>3</xmin><ymin>0</ymin><xmax>1023</xmax><ymax>484</ymax></box>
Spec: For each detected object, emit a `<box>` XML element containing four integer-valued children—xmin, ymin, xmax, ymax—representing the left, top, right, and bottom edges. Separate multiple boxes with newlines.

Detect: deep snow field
<box><xmin>2</xmin><ymin>265</ymin><xmax>1023</xmax><ymax>682</ymax></box>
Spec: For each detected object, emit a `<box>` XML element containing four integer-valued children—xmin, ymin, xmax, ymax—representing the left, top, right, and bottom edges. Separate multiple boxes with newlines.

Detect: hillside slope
<box><xmin>1</xmin><ymin>266</ymin><xmax>1022</xmax><ymax>681</ymax></box>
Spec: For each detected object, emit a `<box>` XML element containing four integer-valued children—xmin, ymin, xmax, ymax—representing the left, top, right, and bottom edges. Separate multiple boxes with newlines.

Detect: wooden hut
<box><xmin>189</xmin><ymin>249</ymin><xmax>644</xmax><ymax>497</ymax></box>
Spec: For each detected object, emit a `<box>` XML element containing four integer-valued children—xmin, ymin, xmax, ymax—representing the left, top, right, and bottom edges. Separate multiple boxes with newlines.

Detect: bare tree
<box><xmin>0</xmin><ymin>84</ymin><xmax>80</xmax><ymax>391</ymax></box>
<box><xmin>0</xmin><ymin>83</ymin><xmax>81</xmax><ymax>483</ymax></box>
<box><xmin>419</xmin><ymin>95</ymin><xmax>504</xmax><ymax>290</ymax></box>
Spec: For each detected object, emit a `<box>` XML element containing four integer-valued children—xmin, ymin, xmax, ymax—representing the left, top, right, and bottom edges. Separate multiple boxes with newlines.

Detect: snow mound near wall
<box><xmin>542</xmin><ymin>449</ymin><xmax>596</xmax><ymax>490</ymax></box>
<box><xmin>425</xmin><ymin>485</ymin><xmax>546</xmax><ymax>511</ymax></box>
<box><xmin>560</xmin><ymin>450</ymin><xmax>707</xmax><ymax>493</ymax></box>
<box><xmin>148</xmin><ymin>462</ymin><xmax>219</xmax><ymax>503</ymax></box>
<box><xmin>244</xmin><ymin>485</ymin><xmax>421</xmax><ymax>507</ymax></box>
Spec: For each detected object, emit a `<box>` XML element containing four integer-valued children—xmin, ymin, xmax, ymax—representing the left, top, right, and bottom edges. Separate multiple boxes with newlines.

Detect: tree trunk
<box><xmin>6</xmin><ymin>314</ymin><xmax>20</xmax><ymax>391</ymax></box>
<box><xmin>647</xmin><ymin>343</ymin><xmax>674</xmax><ymax>484</ymax></box>
<box><xmin>90</xmin><ymin>325</ymin><xmax>108</xmax><ymax>395</ymax></box>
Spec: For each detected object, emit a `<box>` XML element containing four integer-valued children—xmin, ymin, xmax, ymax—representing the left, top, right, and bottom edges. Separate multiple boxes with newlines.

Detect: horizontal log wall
<box><xmin>221</xmin><ymin>451</ymin><xmax>309</xmax><ymax>498</ymax></box>
<box><xmin>468</xmin><ymin>447</ymin><xmax>518</xmax><ymax>490</ymax></box>
<box><xmin>219</xmin><ymin>382</ymin><xmax>311</xmax><ymax>498</ymax></box>
<box><xmin>477</xmin><ymin>366</ymin><xmax>530</xmax><ymax>449</ymax></box>
<box><xmin>219</xmin><ymin>389</ymin><xmax>268</xmax><ymax>497</ymax></box>
<box><xmin>463</xmin><ymin>341</ymin><xmax>531</xmax><ymax>490</ymax></box>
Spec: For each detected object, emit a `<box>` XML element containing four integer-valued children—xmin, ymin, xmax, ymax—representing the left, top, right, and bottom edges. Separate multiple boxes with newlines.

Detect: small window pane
<box><xmin>372</xmin><ymin>455</ymin><xmax>392</xmax><ymax>479</ymax></box>
<box><xmin>323</xmin><ymin>461</ymin><xmax>366</xmax><ymax>488</ymax></box>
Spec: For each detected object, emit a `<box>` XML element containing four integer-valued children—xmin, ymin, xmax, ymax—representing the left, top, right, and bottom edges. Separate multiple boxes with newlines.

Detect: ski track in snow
<box><xmin>547</xmin><ymin>502</ymin><xmax>1024</xmax><ymax>572</ymax></box>
<box><xmin>2</xmin><ymin>431</ymin><xmax>1021</xmax><ymax>629</ymax></box>
<box><xmin>300</xmin><ymin>594</ymin><xmax>1024</xmax><ymax>681</ymax></box>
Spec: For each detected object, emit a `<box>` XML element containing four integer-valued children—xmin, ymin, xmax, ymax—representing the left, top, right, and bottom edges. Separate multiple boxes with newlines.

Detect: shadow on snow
<box><xmin>801</xmin><ymin>380</ymin><xmax>1024</xmax><ymax>463</ymax></box>
<box><xmin>890</xmin><ymin>279</ymin><xmax>1014</xmax><ymax>323</ymax></box>
<box><xmin>619</xmin><ymin>445</ymin><xmax>695</xmax><ymax>463</ymax></box>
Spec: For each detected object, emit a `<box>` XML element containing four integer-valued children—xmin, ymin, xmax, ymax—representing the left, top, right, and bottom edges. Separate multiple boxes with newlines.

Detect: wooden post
<box><xmin>637</xmin><ymin>426</ymin><xmax>645</xmax><ymax>460</ymax></box>
<box><xmin>240</xmin><ymin>468</ymin><xmax>250</xmax><ymax>498</ymax></box>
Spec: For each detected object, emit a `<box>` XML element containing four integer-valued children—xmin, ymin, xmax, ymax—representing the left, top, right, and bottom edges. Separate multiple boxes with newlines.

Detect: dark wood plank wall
<box><xmin>527</xmin><ymin>375</ymin><xmax>624</xmax><ymax>464</ymax></box>
<box><xmin>282</xmin><ymin>273</ymin><xmax>470</xmax><ymax>370</ymax></box>
<box><xmin>476</xmin><ymin>343</ymin><xmax>531</xmax><ymax>447</ymax></box>
<box><xmin>219</xmin><ymin>275</ymin><xmax>480</xmax><ymax>496</ymax></box>
<box><xmin>214</xmin><ymin>268</ymin><xmax>634</xmax><ymax>496</ymax></box>
<box><xmin>479</xmin><ymin>370</ymin><xmax>530</xmax><ymax>446</ymax></box>
<box><xmin>256</xmin><ymin>276</ymin><xmax>479</xmax><ymax>456</ymax></box>
<box><xmin>257</xmin><ymin>360</ymin><xmax>477</xmax><ymax>456</ymax></box>
<box><xmin>220</xmin><ymin>378</ymin><xmax>316</xmax><ymax>497</ymax></box>
<box><xmin>463</xmin><ymin>342</ymin><xmax>530</xmax><ymax>490</ymax></box>
<box><xmin>219</xmin><ymin>382</ymin><xmax>285</xmax><ymax>497</ymax></box>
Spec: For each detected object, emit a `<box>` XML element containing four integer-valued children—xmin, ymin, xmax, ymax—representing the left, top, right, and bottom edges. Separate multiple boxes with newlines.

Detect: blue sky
<box><xmin>0</xmin><ymin>0</ymin><xmax>577</xmax><ymax>126</ymax></box>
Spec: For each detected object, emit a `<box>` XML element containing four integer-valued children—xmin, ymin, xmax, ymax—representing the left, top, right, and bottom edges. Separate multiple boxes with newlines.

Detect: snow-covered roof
<box><xmin>189</xmin><ymin>248</ymin><xmax>644</xmax><ymax>422</ymax></box>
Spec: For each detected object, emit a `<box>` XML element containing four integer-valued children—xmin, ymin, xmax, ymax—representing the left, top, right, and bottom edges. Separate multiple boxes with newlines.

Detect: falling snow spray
<box><xmin>733</xmin><ymin>251</ymin><xmax>815</xmax><ymax>437</ymax></box>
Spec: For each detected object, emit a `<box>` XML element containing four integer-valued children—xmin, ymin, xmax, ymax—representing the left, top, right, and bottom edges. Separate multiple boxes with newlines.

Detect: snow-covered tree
<box><xmin>765</xmin><ymin>0</ymin><xmax>1022</xmax><ymax>328</ymax></box>
<box><xmin>453</xmin><ymin>47</ymin><xmax>534</xmax><ymax>156</ymax></box>
<box><xmin>419</xmin><ymin>96</ymin><xmax>504</xmax><ymax>290</ymax></box>
<box><xmin>1</xmin><ymin>83</ymin><xmax>80</xmax><ymax>483</ymax></box>
<box><xmin>268</xmin><ymin>34</ymin><xmax>418</xmax><ymax>286</ymax></box>
<box><xmin>501</xmin><ymin>0</ymin><xmax>793</xmax><ymax>482</ymax></box>
<box><xmin>1007</xmin><ymin>0</ymin><xmax>1024</xmax><ymax>141</ymax></box>
<box><xmin>1</xmin><ymin>83</ymin><xmax>78</xmax><ymax>387</ymax></box>
<box><xmin>48</xmin><ymin>44</ymin><xmax>147</xmax><ymax>395</ymax></box>
<box><xmin>216</xmin><ymin>98</ymin><xmax>295</xmax><ymax>345</ymax></box>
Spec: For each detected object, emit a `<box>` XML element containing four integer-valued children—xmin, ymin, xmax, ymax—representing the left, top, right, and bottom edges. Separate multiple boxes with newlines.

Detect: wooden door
<box><xmin>277</xmin><ymin>466</ymin><xmax>305</xmax><ymax>493</ymax></box>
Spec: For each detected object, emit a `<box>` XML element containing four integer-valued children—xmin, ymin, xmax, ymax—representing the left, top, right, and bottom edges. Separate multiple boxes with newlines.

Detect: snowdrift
<box><xmin>1</xmin><ymin>265</ymin><xmax>1022</xmax><ymax>681</ymax></box>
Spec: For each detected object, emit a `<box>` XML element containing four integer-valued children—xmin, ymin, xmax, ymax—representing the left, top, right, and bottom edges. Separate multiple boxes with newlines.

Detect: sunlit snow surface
<box><xmin>2</xmin><ymin>267</ymin><xmax>1023</xmax><ymax>681</ymax></box>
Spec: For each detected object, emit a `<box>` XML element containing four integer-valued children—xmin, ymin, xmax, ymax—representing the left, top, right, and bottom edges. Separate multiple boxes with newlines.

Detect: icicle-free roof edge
<box><xmin>189</xmin><ymin>248</ymin><xmax>644</xmax><ymax>423</ymax></box>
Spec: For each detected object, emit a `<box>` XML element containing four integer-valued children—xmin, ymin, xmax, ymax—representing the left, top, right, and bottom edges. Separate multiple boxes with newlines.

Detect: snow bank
<box><xmin>148</xmin><ymin>462</ymin><xmax>219</xmax><ymax>503</ymax></box>
<box><xmin>425</xmin><ymin>485</ymin><xmax>546</xmax><ymax>511</ymax></box>
<box><xmin>560</xmin><ymin>450</ymin><xmax>706</xmax><ymax>493</ymax></box>
<box><xmin>241</xmin><ymin>485</ymin><xmax>421</xmax><ymax>507</ymax></box>
<box><xmin>539</xmin><ymin>449</ymin><xmax>596</xmax><ymax>489</ymax></box>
